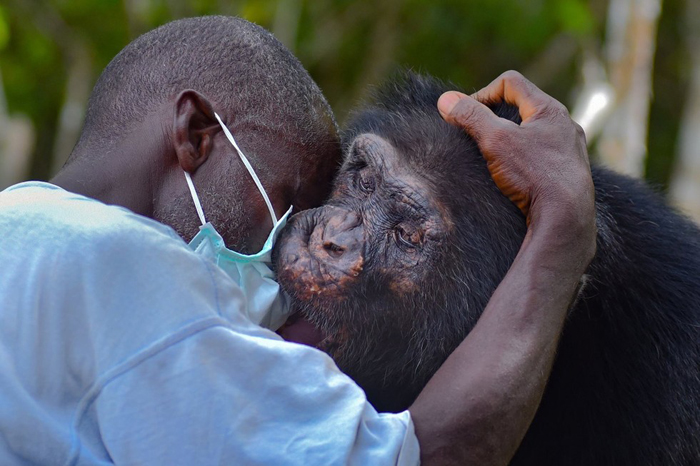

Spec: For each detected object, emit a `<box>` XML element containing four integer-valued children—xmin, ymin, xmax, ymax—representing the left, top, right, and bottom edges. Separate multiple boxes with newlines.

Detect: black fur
<box><xmin>343</xmin><ymin>72</ymin><xmax>700</xmax><ymax>466</ymax></box>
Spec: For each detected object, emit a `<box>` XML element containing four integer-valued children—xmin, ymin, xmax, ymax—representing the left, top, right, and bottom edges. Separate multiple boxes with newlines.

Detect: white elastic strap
<box><xmin>214</xmin><ymin>112</ymin><xmax>278</xmax><ymax>225</ymax></box>
<box><xmin>184</xmin><ymin>170</ymin><xmax>207</xmax><ymax>226</ymax></box>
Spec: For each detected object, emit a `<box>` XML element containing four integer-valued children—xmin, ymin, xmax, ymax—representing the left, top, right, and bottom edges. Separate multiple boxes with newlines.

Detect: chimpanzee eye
<box><xmin>358</xmin><ymin>171</ymin><xmax>375</xmax><ymax>193</ymax></box>
<box><xmin>394</xmin><ymin>225</ymin><xmax>421</xmax><ymax>249</ymax></box>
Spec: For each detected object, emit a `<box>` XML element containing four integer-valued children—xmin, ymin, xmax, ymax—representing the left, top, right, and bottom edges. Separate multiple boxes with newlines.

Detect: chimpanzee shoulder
<box><xmin>512</xmin><ymin>163</ymin><xmax>700</xmax><ymax>465</ymax></box>
<box><xmin>280</xmin><ymin>69</ymin><xmax>700</xmax><ymax>465</ymax></box>
<box><xmin>355</xmin><ymin>71</ymin><xmax>700</xmax><ymax>465</ymax></box>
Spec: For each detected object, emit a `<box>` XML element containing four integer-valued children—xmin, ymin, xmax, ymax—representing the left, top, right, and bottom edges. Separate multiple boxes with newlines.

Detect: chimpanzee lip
<box><xmin>277</xmin><ymin>311</ymin><xmax>326</xmax><ymax>347</ymax></box>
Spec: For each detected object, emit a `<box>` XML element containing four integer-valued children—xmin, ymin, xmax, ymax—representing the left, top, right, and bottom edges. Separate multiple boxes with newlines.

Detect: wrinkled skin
<box><xmin>276</xmin><ymin>132</ymin><xmax>456</xmax><ymax>384</ymax></box>
<box><xmin>275</xmin><ymin>72</ymin><xmax>700</xmax><ymax>465</ymax></box>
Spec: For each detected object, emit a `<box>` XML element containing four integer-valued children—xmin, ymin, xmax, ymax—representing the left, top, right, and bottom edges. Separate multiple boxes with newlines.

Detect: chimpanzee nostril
<box><xmin>323</xmin><ymin>241</ymin><xmax>345</xmax><ymax>258</ymax></box>
<box><xmin>314</xmin><ymin>207</ymin><xmax>364</xmax><ymax>265</ymax></box>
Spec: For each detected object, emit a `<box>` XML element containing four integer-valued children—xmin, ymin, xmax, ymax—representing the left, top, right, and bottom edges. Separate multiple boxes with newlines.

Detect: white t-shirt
<box><xmin>0</xmin><ymin>182</ymin><xmax>419</xmax><ymax>465</ymax></box>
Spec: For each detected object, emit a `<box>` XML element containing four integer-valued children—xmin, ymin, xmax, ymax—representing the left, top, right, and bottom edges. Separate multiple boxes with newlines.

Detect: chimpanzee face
<box><xmin>274</xmin><ymin>134</ymin><xmax>452</xmax><ymax>412</ymax></box>
<box><xmin>278</xmin><ymin>131</ymin><xmax>450</xmax><ymax>304</ymax></box>
<box><xmin>275</xmin><ymin>131</ymin><xmax>450</xmax><ymax>343</ymax></box>
<box><xmin>274</xmin><ymin>73</ymin><xmax>526</xmax><ymax>412</ymax></box>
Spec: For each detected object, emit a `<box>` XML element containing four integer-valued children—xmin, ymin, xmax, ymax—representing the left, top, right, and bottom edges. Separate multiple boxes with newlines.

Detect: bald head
<box><xmin>58</xmin><ymin>16</ymin><xmax>340</xmax><ymax>253</ymax></box>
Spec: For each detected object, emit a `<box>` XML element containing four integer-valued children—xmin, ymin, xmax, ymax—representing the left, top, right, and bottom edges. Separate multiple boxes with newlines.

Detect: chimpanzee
<box><xmin>274</xmin><ymin>72</ymin><xmax>700</xmax><ymax>466</ymax></box>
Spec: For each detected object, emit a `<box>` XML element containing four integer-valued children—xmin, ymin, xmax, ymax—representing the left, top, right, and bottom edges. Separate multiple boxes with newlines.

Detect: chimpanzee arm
<box><xmin>409</xmin><ymin>71</ymin><xmax>597</xmax><ymax>466</ymax></box>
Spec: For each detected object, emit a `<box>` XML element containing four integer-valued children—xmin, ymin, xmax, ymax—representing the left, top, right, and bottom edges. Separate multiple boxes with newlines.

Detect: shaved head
<box><xmin>71</xmin><ymin>16</ymin><xmax>336</xmax><ymax>164</ymax></box>
<box><xmin>61</xmin><ymin>16</ymin><xmax>341</xmax><ymax>253</ymax></box>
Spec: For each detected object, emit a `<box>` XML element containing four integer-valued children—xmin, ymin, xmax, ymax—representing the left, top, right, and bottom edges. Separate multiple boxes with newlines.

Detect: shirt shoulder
<box><xmin>0</xmin><ymin>182</ymin><xmax>249</xmax><ymax>369</ymax></box>
<box><xmin>0</xmin><ymin>181</ymin><xmax>182</xmax><ymax>250</ymax></box>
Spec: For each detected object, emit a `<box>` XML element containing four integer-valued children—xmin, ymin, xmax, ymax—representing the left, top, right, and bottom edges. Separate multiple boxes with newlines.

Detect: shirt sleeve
<box><xmin>93</xmin><ymin>325</ymin><xmax>420</xmax><ymax>465</ymax></box>
<box><xmin>50</xmin><ymin>200</ymin><xmax>421</xmax><ymax>465</ymax></box>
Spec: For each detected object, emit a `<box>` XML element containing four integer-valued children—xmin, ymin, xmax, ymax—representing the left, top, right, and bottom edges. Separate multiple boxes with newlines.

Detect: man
<box><xmin>0</xmin><ymin>16</ymin><xmax>595</xmax><ymax>465</ymax></box>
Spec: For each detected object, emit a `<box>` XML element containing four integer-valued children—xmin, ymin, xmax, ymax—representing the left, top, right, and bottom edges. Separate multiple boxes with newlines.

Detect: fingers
<box><xmin>470</xmin><ymin>70</ymin><xmax>564</xmax><ymax>122</ymax></box>
<box><xmin>437</xmin><ymin>91</ymin><xmax>513</xmax><ymax>145</ymax></box>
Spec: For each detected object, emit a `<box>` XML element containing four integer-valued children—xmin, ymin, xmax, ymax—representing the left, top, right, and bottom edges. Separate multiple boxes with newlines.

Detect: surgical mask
<box><xmin>185</xmin><ymin>112</ymin><xmax>293</xmax><ymax>331</ymax></box>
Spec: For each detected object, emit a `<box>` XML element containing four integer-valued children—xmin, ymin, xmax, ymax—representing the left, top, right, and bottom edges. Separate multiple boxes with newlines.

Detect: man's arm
<box><xmin>409</xmin><ymin>71</ymin><xmax>597</xmax><ymax>465</ymax></box>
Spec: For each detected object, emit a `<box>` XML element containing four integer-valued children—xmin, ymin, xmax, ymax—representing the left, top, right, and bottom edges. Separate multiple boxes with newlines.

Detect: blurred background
<box><xmin>0</xmin><ymin>0</ymin><xmax>698</xmax><ymax>221</ymax></box>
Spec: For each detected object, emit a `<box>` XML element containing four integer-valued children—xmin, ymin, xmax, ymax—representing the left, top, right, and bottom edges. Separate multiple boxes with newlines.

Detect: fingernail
<box><xmin>437</xmin><ymin>92</ymin><xmax>463</xmax><ymax>116</ymax></box>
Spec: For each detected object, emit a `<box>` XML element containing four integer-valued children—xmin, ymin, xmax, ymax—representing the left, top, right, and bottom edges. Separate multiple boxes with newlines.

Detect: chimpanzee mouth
<box><xmin>273</xmin><ymin>207</ymin><xmax>361</xmax><ymax>349</ymax></box>
<box><xmin>276</xmin><ymin>311</ymin><xmax>327</xmax><ymax>348</ymax></box>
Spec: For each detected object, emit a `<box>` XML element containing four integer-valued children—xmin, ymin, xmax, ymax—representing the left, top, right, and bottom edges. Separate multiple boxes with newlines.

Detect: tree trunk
<box><xmin>0</xmin><ymin>66</ymin><xmax>34</xmax><ymax>189</ymax></box>
<box><xmin>669</xmin><ymin>0</ymin><xmax>700</xmax><ymax>223</ymax></box>
<box><xmin>50</xmin><ymin>44</ymin><xmax>92</xmax><ymax>175</ymax></box>
<box><xmin>597</xmin><ymin>0</ymin><xmax>662</xmax><ymax>177</ymax></box>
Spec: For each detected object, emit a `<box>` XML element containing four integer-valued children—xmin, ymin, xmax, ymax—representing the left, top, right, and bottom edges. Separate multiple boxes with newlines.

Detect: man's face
<box><xmin>157</xmin><ymin>127</ymin><xmax>341</xmax><ymax>254</ymax></box>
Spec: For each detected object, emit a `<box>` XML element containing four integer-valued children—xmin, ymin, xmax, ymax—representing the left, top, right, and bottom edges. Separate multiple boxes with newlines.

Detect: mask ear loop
<box><xmin>184</xmin><ymin>171</ymin><xmax>207</xmax><ymax>226</ymax></box>
<box><xmin>214</xmin><ymin>112</ymin><xmax>278</xmax><ymax>226</ymax></box>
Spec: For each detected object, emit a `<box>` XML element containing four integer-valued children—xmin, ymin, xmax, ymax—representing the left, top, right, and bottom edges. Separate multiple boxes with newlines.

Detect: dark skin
<box><xmin>52</xmin><ymin>90</ymin><xmax>338</xmax><ymax>253</ymax></box>
<box><xmin>54</xmin><ymin>72</ymin><xmax>595</xmax><ymax>464</ymax></box>
<box><xmin>276</xmin><ymin>71</ymin><xmax>595</xmax><ymax>465</ymax></box>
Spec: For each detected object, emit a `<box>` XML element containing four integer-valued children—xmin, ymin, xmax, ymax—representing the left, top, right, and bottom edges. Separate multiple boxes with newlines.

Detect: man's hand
<box><xmin>409</xmin><ymin>72</ymin><xmax>596</xmax><ymax>466</ymax></box>
<box><xmin>438</xmin><ymin>71</ymin><xmax>596</xmax><ymax>262</ymax></box>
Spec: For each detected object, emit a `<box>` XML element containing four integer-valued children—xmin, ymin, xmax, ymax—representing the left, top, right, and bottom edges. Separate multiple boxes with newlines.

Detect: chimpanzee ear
<box><xmin>173</xmin><ymin>89</ymin><xmax>219</xmax><ymax>173</ymax></box>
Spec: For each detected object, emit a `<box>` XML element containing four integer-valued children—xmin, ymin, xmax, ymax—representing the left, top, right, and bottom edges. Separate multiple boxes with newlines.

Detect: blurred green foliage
<box><xmin>0</xmin><ymin>0</ymin><xmax>689</xmax><ymax>189</ymax></box>
<box><xmin>0</xmin><ymin>7</ymin><xmax>10</xmax><ymax>50</ymax></box>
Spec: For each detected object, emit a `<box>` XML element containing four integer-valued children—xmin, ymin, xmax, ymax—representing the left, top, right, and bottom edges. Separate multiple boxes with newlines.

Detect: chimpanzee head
<box><xmin>274</xmin><ymin>72</ymin><xmax>527</xmax><ymax>412</ymax></box>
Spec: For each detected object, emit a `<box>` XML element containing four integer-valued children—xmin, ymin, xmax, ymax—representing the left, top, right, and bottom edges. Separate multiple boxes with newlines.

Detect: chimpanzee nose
<box><xmin>321</xmin><ymin>208</ymin><xmax>363</xmax><ymax>260</ymax></box>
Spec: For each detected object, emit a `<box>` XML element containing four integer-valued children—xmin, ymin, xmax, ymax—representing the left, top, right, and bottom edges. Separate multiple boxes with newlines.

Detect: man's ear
<box><xmin>173</xmin><ymin>90</ymin><xmax>219</xmax><ymax>173</ymax></box>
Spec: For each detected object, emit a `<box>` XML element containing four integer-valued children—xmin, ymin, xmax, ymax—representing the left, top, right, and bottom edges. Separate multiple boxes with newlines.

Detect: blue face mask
<box><xmin>185</xmin><ymin>113</ymin><xmax>293</xmax><ymax>330</ymax></box>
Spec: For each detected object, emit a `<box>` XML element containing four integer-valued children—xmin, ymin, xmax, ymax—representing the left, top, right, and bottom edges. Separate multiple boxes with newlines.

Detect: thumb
<box><xmin>437</xmin><ymin>91</ymin><xmax>506</xmax><ymax>143</ymax></box>
<box><xmin>437</xmin><ymin>91</ymin><xmax>469</xmax><ymax>118</ymax></box>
